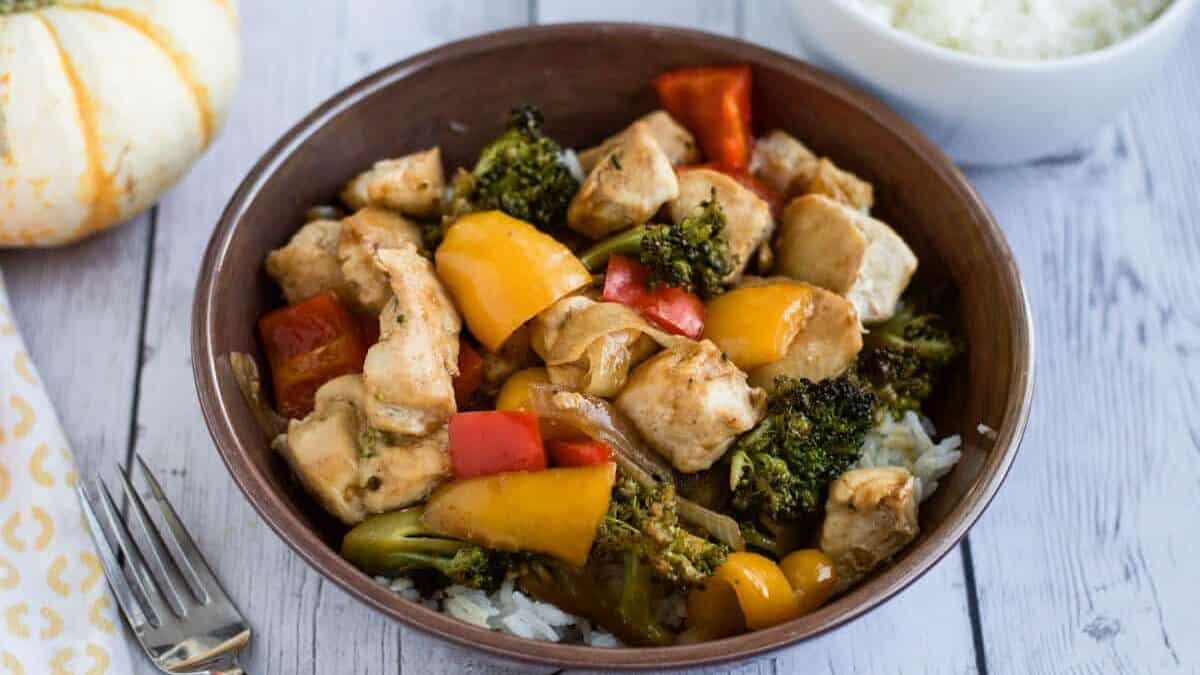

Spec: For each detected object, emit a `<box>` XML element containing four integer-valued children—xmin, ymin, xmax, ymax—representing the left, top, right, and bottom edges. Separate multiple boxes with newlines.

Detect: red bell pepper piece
<box><xmin>448</xmin><ymin>411</ymin><xmax>547</xmax><ymax>479</ymax></box>
<box><xmin>600</xmin><ymin>253</ymin><xmax>648</xmax><ymax>306</ymax></box>
<box><xmin>258</xmin><ymin>290</ymin><xmax>368</xmax><ymax>418</ymax></box>
<box><xmin>547</xmin><ymin>439</ymin><xmax>614</xmax><ymax>468</ymax></box>
<box><xmin>453</xmin><ymin>340</ymin><xmax>485</xmax><ymax>406</ymax></box>
<box><xmin>654</xmin><ymin>64</ymin><xmax>754</xmax><ymax>171</ymax></box>
<box><xmin>637</xmin><ymin>283</ymin><xmax>706</xmax><ymax>339</ymax></box>
<box><xmin>602</xmin><ymin>255</ymin><xmax>705</xmax><ymax>339</ymax></box>
<box><xmin>679</xmin><ymin>162</ymin><xmax>782</xmax><ymax>217</ymax></box>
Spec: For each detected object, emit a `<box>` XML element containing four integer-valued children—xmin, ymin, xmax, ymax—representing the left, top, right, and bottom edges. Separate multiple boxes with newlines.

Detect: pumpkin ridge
<box><xmin>33</xmin><ymin>14</ymin><xmax>117</xmax><ymax>242</ymax></box>
<box><xmin>66</xmin><ymin>3</ymin><xmax>214</xmax><ymax>147</ymax></box>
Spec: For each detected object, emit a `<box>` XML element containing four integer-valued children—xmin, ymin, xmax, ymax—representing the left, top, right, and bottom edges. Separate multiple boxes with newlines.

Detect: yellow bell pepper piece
<box><xmin>495</xmin><ymin>367</ymin><xmax>551</xmax><ymax>412</ymax></box>
<box><xmin>686</xmin><ymin>574</ymin><xmax>746</xmax><ymax>640</ymax></box>
<box><xmin>780</xmin><ymin>549</ymin><xmax>838</xmax><ymax>616</ymax></box>
<box><xmin>421</xmin><ymin>462</ymin><xmax>616</xmax><ymax>566</ymax></box>
<box><xmin>702</xmin><ymin>284</ymin><xmax>814</xmax><ymax>370</ymax></box>
<box><xmin>436</xmin><ymin>211</ymin><xmax>591</xmax><ymax>351</ymax></box>
<box><xmin>708</xmin><ymin>551</ymin><xmax>802</xmax><ymax>630</ymax></box>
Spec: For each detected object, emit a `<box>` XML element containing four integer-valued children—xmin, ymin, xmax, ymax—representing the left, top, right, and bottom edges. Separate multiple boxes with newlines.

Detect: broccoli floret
<box><xmin>856</xmin><ymin>289</ymin><xmax>962</xmax><ymax>414</ymax></box>
<box><xmin>448</xmin><ymin>105</ymin><xmax>579</xmax><ymax>232</ymax></box>
<box><xmin>729</xmin><ymin>376</ymin><xmax>876</xmax><ymax>524</ymax></box>
<box><xmin>340</xmin><ymin>507</ymin><xmax>509</xmax><ymax>592</ymax></box>
<box><xmin>855</xmin><ymin>347</ymin><xmax>934</xmax><ymax>414</ymax></box>
<box><xmin>866</xmin><ymin>294</ymin><xmax>960</xmax><ymax>366</ymax></box>
<box><xmin>594</xmin><ymin>476</ymin><xmax>728</xmax><ymax>586</ymax></box>
<box><xmin>578</xmin><ymin>192</ymin><xmax>733</xmax><ymax>298</ymax></box>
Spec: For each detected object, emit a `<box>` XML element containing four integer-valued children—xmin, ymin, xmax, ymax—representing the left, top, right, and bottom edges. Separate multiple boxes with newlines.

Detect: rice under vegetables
<box><xmin>849</xmin><ymin>0</ymin><xmax>1173</xmax><ymax>60</ymax></box>
<box><xmin>856</xmin><ymin>410</ymin><xmax>962</xmax><ymax>501</ymax></box>
<box><xmin>376</xmin><ymin>576</ymin><xmax>623</xmax><ymax>647</ymax></box>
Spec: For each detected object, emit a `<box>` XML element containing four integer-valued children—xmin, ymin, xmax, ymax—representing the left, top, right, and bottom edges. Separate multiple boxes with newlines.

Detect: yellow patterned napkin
<box><xmin>0</xmin><ymin>270</ymin><xmax>134</xmax><ymax>675</ymax></box>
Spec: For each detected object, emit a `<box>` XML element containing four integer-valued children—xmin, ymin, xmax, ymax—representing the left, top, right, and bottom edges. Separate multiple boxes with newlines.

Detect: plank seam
<box><xmin>123</xmin><ymin>206</ymin><xmax>157</xmax><ymax>467</ymax></box>
<box><xmin>960</xmin><ymin>536</ymin><xmax>989</xmax><ymax>675</ymax></box>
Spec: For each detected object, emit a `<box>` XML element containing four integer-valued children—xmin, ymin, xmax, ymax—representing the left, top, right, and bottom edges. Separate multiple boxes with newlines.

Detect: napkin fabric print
<box><xmin>0</xmin><ymin>271</ymin><xmax>134</xmax><ymax>675</ymax></box>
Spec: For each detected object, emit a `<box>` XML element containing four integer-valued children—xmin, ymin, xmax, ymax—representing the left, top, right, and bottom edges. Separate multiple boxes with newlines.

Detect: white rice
<box><xmin>856</xmin><ymin>410</ymin><xmax>963</xmax><ymax>501</ymax></box>
<box><xmin>849</xmin><ymin>0</ymin><xmax>1173</xmax><ymax>60</ymax></box>
<box><xmin>375</xmin><ymin>575</ymin><xmax>623</xmax><ymax>647</ymax></box>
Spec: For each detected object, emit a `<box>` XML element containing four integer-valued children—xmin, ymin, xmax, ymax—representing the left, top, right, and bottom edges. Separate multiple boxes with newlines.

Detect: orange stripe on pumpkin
<box><xmin>69</xmin><ymin>4</ymin><xmax>214</xmax><ymax>147</ymax></box>
<box><xmin>33</xmin><ymin>15</ymin><xmax>117</xmax><ymax>241</ymax></box>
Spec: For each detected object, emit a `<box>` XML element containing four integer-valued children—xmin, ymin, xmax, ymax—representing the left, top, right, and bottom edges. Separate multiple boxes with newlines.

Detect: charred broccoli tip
<box><xmin>856</xmin><ymin>288</ymin><xmax>963</xmax><ymax>414</ymax></box>
<box><xmin>595</xmin><ymin>476</ymin><xmax>728</xmax><ymax>586</ymax></box>
<box><xmin>729</xmin><ymin>376</ymin><xmax>876</xmax><ymax>524</ymax></box>
<box><xmin>450</xmin><ymin>104</ymin><xmax>579</xmax><ymax>231</ymax></box>
<box><xmin>578</xmin><ymin>190</ymin><xmax>733</xmax><ymax>297</ymax></box>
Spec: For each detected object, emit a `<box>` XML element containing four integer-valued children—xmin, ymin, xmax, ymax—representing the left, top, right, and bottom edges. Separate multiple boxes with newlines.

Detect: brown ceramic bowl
<box><xmin>193</xmin><ymin>23</ymin><xmax>1034</xmax><ymax>671</ymax></box>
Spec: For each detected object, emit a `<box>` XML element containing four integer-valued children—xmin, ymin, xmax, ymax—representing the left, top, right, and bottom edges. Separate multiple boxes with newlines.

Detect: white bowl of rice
<box><xmin>788</xmin><ymin>0</ymin><xmax>1198</xmax><ymax>165</ymax></box>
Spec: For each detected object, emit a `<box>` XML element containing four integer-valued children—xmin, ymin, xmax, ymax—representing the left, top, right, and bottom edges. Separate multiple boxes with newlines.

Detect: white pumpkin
<box><xmin>0</xmin><ymin>0</ymin><xmax>240</xmax><ymax>246</ymax></box>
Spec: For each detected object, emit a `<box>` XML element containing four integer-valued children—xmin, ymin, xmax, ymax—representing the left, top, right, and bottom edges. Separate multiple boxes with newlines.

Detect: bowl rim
<box><xmin>192</xmin><ymin>22</ymin><xmax>1036</xmax><ymax>670</ymax></box>
<box><xmin>821</xmin><ymin>0</ymin><xmax>1199</xmax><ymax>72</ymax></box>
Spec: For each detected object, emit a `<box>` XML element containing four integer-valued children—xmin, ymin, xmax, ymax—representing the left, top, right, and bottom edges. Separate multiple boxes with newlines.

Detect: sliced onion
<box><xmin>527</xmin><ymin>384</ymin><xmax>673</xmax><ymax>487</ymax></box>
<box><xmin>527</xmin><ymin>383</ymin><xmax>745</xmax><ymax>550</ymax></box>
<box><xmin>677</xmin><ymin>498</ymin><xmax>746</xmax><ymax>551</ymax></box>
<box><xmin>229</xmin><ymin>352</ymin><xmax>288</xmax><ymax>441</ymax></box>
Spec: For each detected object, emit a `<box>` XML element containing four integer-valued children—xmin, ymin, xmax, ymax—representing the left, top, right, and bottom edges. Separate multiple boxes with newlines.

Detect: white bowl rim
<box><xmin>824</xmin><ymin>0</ymin><xmax>1199</xmax><ymax>72</ymax></box>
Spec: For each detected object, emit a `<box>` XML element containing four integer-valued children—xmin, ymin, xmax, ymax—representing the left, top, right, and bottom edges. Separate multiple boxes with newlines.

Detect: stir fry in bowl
<box><xmin>233</xmin><ymin>64</ymin><xmax>965</xmax><ymax>647</ymax></box>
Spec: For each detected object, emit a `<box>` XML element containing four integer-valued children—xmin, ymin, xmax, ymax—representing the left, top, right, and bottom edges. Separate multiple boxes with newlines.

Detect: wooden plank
<box><xmin>0</xmin><ymin>216</ymin><xmax>149</xmax><ymax>475</ymax></box>
<box><xmin>128</xmin><ymin>2</ymin><xmax>532</xmax><ymax>674</ymax></box>
<box><xmin>965</xmin><ymin>29</ymin><xmax>1200</xmax><ymax>675</ymax></box>
<box><xmin>741</xmin><ymin>0</ymin><xmax>809</xmax><ymax>57</ymax></box>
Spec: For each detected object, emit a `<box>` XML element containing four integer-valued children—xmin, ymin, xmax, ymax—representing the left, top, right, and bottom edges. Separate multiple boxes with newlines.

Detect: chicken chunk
<box><xmin>337</xmin><ymin>207</ymin><xmax>424</xmax><ymax>314</ymax></box>
<box><xmin>774</xmin><ymin>195</ymin><xmax>867</xmax><ymax>295</ymax></box>
<box><xmin>264</xmin><ymin>219</ymin><xmax>344</xmax><ymax>304</ymax></box>
<box><xmin>616</xmin><ymin>339</ymin><xmax>766</xmax><ymax>473</ymax></box>
<box><xmin>750</xmin><ymin>130</ymin><xmax>820</xmax><ymax>199</ymax></box>
<box><xmin>278</xmin><ymin>374</ymin><xmax>451</xmax><ymax>525</ymax></box>
<box><xmin>847</xmin><ymin>215</ymin><xmax>919</xmax><ymax>324</ymax></box>
<box><xmin>362</xmin><ymin>244</ymin><xmax>462</xmax><ymax>435</ymax></box>
<box><xmin>668</xmin><ymin>169</ymin><xmax>773</xmax><ymax>283</ymax></box>
<box><xmin>359</xmin><ymin>427</ymin><xmax>452</xmax><ymax>515</ymax></box>
<box><xmin>531</xmin><ymin>295</ymin><xmax>677</xmax><ymax>397</ymax></box>
<box><xmin>340</xmin><ymin>147</ymin><xmax>445</xmax><ymax>219</ymax></box>
<box><xmin>773</xmin><ymin>195</ymin><xmax>917</xmax><ymax>324</ymax></box>
<box><xmin>819</xmin><ymin>467</ymin><xmax>919</xmax><ymax>593</ymax></box>
<box><xmin>745</xmin><ymin>278</ymin><xmax>863</xmax><ymax>389</ymax></box>
<box><xmin>578</xmin><ymin>110</ymin><xmax>699</xmax><ymax>173</ymax></box>
<box><xmin>567</xmin><ymin>123</ymin><xmax>679</xmax><ymax>239</ymax></box>
<box><xmin>806</xmin><ymin>158</ymin><xmax>874</xmax><ymax>213</ymax></box>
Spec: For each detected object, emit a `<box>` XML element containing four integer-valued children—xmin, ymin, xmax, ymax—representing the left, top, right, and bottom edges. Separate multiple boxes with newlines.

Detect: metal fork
<box><xmin>77</xmin><ymin>453</ymin><xmax>251</xmax><ymax>675</ymax></box>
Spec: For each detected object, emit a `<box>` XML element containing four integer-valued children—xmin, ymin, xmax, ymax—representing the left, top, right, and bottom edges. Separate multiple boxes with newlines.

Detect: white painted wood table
<box><xmin>4</xmin><ymin>2</ymin><xmax>1198</xmax><ymax>673</ymax></box>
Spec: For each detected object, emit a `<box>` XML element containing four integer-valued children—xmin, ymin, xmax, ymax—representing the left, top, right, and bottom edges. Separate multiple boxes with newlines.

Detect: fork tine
<box><xmin>76</xmin><ymin>481</ymin><xmax>150</xmax><ymax>631</ymax></box>
<box><xmin>94</xmin><ymin>476</ymin><xmax>173</xmax><ymax>625</ymax></box>
<box><xmin>134</xmin><ymin>453</ymin><xmax>224</xmax><ymax>604</ymax></box>
<box><xmin>115</xmin><ymin>464</ymin><xmax>191</xmax><ymax>616</ymax></box>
